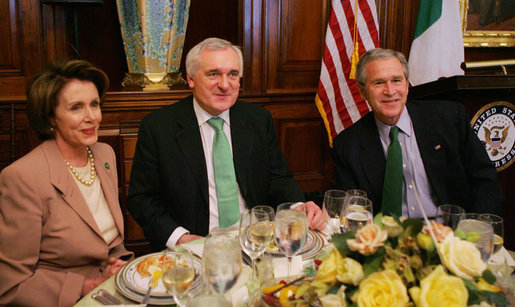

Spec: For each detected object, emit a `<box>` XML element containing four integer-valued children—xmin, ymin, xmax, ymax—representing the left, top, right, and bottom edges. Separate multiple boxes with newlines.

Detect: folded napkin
<box><xmin>489</xmin><ymin>246</ymin><xmax>515</xmax><ymax>266</ymax></box>
<box><xmin>273</xmin><ymin>255</ymin><xmax>303</xmax><ymax>278</ymax></box>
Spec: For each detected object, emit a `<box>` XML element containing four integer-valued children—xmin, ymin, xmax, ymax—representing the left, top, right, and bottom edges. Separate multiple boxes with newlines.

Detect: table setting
<box><xmin>75</xmin><ymin>191</ymin><xmax>514</xmax><ymax>307</ymax></box>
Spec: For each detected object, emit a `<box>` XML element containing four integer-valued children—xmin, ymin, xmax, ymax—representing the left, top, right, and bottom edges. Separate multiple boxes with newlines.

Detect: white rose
<box><xmin>439</xmin><ymin>233</ymin><xmax>486</xmax><ymax>280</ymax></box>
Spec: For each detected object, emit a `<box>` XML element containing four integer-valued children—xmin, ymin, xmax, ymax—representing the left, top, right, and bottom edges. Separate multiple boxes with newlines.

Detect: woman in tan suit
<box><xmin>0</xmin><ymin>60</ymin><xmax>133</xmax><ymax>306</ymax></box>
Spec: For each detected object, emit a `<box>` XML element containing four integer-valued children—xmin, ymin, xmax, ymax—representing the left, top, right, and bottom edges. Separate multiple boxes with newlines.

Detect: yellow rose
<box><xmin>382</xmin><ymin>216</ymin><xmax>403</xmax><ymax>237</ymax></box>
<box><xmin>320</xmin><ymin>293</ymin><xmax>347</xmax><ymax>307</ymax></box>
<box><xmin>409</xmin><ymin>265</ymin><xmax>468</xmax><ymax>307</ymax></box>
<box><xmin>439</xmin><ymin>234</ymin><xmax>486</xmax><ymax>280</ymax></box>
<box><xmin>347</xmin><ymin>223</ymin><xmax>388</xmax><ymax>256</ymax></box>
<box><xmin>337</xmin><ymin>257</ymin><xmax>364</xmax><ymax>286</ymax></box>
<box><xmin>353</xmin><ymin>269</ymin><xmax>409</xmax><ymax>307</ymax></box>
<box><xmin>315</xmin><ymin>248</ymin><xmax>341</xmax><ymax>285</ymax></box>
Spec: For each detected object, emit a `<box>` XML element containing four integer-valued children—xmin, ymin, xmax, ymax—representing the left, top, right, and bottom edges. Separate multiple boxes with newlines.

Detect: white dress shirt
<box><xmin>166</xmin><ymin>99</ymin><xmax>248</xmax><ymax>248</ymax></box>
<box><xmin>375</xmin><ymin>107</ymin><xmax>439</xmax><ymax>218</ymax></box>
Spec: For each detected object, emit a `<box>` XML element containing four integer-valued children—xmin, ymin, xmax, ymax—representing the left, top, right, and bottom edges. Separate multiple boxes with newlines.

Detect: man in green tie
<box><xmin>128</xmin><ymin>38</ymin><xmax>325</xmax><ymax>250</ymax></box>
<box><xmin>332</xmin><ymin>48</ymin><xmax>503</xmax><ymax>219</ymax></box>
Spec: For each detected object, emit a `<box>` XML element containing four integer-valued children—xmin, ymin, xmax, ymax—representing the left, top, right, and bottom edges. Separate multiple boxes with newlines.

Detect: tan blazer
<box><xmin>0</xmin><ymin>140</ymin><xmax>132</xmax><ymax>307</ymax></box>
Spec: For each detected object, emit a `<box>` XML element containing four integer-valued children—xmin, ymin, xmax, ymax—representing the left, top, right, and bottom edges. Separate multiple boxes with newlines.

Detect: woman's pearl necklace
<box><xmin>64</xmin><ymin>147</ymin><xmax>96</xmax><ymax>186</ymax></box>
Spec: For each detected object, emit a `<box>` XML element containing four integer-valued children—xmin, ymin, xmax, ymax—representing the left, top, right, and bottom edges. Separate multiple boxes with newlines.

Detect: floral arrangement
<box><xmin>264</xmin><ymin>214</ymin><xmax>513</xmax><ymax>307</ymax></box>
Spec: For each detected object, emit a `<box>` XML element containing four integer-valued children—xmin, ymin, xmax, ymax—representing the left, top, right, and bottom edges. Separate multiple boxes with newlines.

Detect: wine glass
<box><xmin>322</xmin><ymin>189</ymin><xmax>347</xmax><ymax>234</ymax></box>
<box><xmin>202</xmin><ymin>232</ymin><xmax>242</xmax><ymax>295</ymax></box>
<box><xmin>162</xmin><ymin>246</ymin><xmax>196</xmax><ymax>307</ymax></box>
<box><xmin>480</xmin><ymin>214</ymin><xmax>504</xmax><ymax>255</ymax></box>
<box><xmin>341</xmin><ymin>196</ymin><xmax>373</xmax><ymax>232</ymax></box>
<box><xmin>436</xmin><ymin>204</ymin><xmax>465</xmax><ymax>230</ymax></box>
<box><xmin>274</xmin><ymin>202</ymin><xmax>308</xmax><ymax>281</ymax></box>
<box><xmin>187</xmin><ymin>293</ymin><xmax>232</xmax><ymax>307</ymax></box>
<box><xmin>456</xmin><ymin>213</ymin><xmax>494</xmax><ymax>262</ymax></box>
<box><xmin>346</xmin><ymin>189</ymin><xmax>367</xmax><ymax>198</ymax></box>
<box><xmin>239</xmin><ymin>207</ymin><xmax>273</xmax><ymax>279</ymax></box>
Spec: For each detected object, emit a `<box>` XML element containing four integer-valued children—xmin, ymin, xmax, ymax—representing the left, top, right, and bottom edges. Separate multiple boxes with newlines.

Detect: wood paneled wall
<box><xmin>1</xmin><ymin>0</ymin><xmax>513</xmax><ymax>253</ymax></box>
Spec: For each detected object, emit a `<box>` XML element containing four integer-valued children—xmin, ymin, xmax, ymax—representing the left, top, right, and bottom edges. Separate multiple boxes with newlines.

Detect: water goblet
<box><xmin>322</xmin><ymin>189</ymin><xmax>347</xmax><ymax>234</ymax></box>
<box><xmin>346</xmin><ymin>189</ymin><xmax>367</xmax><ymax>198</ymax></box>
<box><xmin>480</xmin><ymin>214</ymin><xmax>504</xmax><ymax>255</ymax></box>
<box><xmin>202</xmin><ymin>232</ymin><xmax>243</xmax><ymax>296</ymax></box>
<box><xmin>341</xmin><ymin>196</ymin><xmax>373</xmax><ymax>232</ymax></box>
<box><xmin>456</xmin><ymin>213</ymin><xmax>494</xmax><ymax>262</ymax></box>
<box><xmin>239</xmin><ymin>208</ymin><xmax>273</xmax><ymax>280</ymax></box>
<box><xmin>162</xmin><ymin>246</ymin><xmax>196</xmax><ymax>307</ymax></box>
<box><xmin>436</xmin><ymin>204</ymin><xmax>465</xmax><ymax>230</ymax></box>
<box><xmin>274</xmin><ymin>202</ymin><xmax>308</xmax><ymax>281</ymax></box>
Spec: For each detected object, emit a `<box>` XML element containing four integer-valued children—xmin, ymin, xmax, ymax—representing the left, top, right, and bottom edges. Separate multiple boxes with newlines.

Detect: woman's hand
<box><xmin>81</xmin><ymin>257</ymin><xmax>127</xmax><ymax>297</ymax></box>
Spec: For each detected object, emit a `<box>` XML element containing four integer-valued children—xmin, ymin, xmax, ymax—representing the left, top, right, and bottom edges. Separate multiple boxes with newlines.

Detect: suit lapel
<box><xmin>230</xmin><ymin>102</ymin><xmax>252</xmax><ymax>198</ymax></box>
<box><xmin>43</xmin><ymin>140</ymin><xmax>104</xmax><ymax>238</ymax></box>
<box><xmin>358</xmin><ymin>114</ymin><xmax>386</xmax><ymax>201</ymax></box>
<box><xmin>407</xmin><ymin>103</ymin><xmax>447</xmax><ymax>202</ymax></box>
<box><xmin>175</xmin><ymin>101</ymin><xmax>209</xmax><ymax>205</ymax></box>
<box><xmin>90</xmin><ymin>144</ymin><xmax>124</xmax><ymax>238</ymax></box>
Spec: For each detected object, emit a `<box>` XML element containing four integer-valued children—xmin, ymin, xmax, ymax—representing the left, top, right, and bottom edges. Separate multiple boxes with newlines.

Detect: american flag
<box><xmin>315</xmin><ymin>0</ymin><xmax>380</xmax><ymax>147</ymax></box>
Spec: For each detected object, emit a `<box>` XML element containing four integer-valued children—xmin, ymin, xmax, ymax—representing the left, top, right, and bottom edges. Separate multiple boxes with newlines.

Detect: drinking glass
<box><xmin>239</xmin><ymin>207</ymin><xmax>273</xmax><ymax>279</ymax></box>
<box><xmin>162</xmin><ymin>246</ymin><xmax>196</xmax><ymax>307</ymax></box>
<box><xmin>202</xmin><ymin>232</ymin><xmax>242</xmax><ymax>295</ymax></box>
<box><xmin>341</xmin><ymin>196</ymin><xmax>373</xmax><ymax>232</ymax></box>
<box><xmin>346</xmin><ymin>189</ymin><xmax>367</xmax><ymax>198</ymax></box>
<box><xmin>322</xmin><ymin>189</ymin><xmax>347</xmax><ymax>234</ymax></box>
<box><xmin>436</xmin><ymin>204</ymin><xmax>465</xmax><ymax>230</ymax></box>
<box><xmin>274</xmin><ymin>202</ymin><xmax>308</xmax><ymax>281</ymax></box>
<box><xmin>252</xmin><ymin>205</ymin><xmax>275</xmax><ymax>222</ymax></box>
<box><xmin>480</xmin><ymin>214</ymin><xmax>504</xmax><ymax>255</ymax></box>
<box><xmin>456</xmin><ymin>214</ymin><xmax>494</xmax><ymax>262</ymax></box>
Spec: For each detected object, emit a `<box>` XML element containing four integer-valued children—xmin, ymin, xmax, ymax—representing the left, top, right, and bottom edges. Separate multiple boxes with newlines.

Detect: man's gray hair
<box><xmin>355</xmin><ymin>48</ymin><xmax>409</xmax><ymax>85</ymax></box>
<box><xmin>185</xmin><ymin>37</ymin><xmax>243</xmax><ymax>78</ymax></box>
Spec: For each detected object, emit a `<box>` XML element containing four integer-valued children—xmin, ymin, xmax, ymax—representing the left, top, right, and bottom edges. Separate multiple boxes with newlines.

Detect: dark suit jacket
<box><xmin>332</xmin><ymin>100</ymin><xmax>504</xmax><ymax>216</ymax></box>
<box><xmin>127</xmin><ymin>96</ymin><xmax>305</xmax><ymax>250</ymax></box>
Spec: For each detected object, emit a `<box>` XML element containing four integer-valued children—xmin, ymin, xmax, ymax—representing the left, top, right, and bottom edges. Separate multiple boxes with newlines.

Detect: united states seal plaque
<box><xmin>471</xmin><ymin>101</ymin><xmax>515</xmax><ymax>172</ymax></box>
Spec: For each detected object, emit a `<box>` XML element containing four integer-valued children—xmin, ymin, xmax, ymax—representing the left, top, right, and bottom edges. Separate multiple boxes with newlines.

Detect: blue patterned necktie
<box><xmin>207</xmin><ymin>117</ymin><xmax>240</xmax><ymax>228</ymax></box>
<box><xmin>381</xmin><ymin>126</ymin><xmax>403</xmax><ymax>216</ymax></box>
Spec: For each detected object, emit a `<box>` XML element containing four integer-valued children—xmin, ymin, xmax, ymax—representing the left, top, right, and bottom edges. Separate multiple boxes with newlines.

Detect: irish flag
<box><xmin>408</xmin><ymin>0</ymin><xmax>464</xmax><ymax>86</ymax></box>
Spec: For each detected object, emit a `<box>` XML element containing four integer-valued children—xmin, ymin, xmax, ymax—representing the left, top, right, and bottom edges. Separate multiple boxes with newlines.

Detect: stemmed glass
<box><xmin>456</xmin><ymin>213</ymin><xmax>494</xmax><ymax>262</ymax></box>
<box><xmin>322</xmin><ymin>190</ymin><xmax>347</xmax><ymax>234</ymax></box>
<box><xmin>202</xmin><ymin>232</ymin><xmax>242</xmax><ymax>296</ymax></box>
<box><xmin>436</xmin><ymin>204</ymin><xmax>465</xmax><ymax>230</ymax></box>
<box><xmin>480</xmin><ymin>214</ymin><xmax>504</xmax><ymax>255</ymax></box>
<box><xmin>162</xmin><ymin>246</ymin><xmax>196</xmax><ymax>307</ymax></box>
<box><xmin>274</xmin><ymin>202</ymin><xmax>308</xmax><ymax>281</ymax></box>
<box><xmin>341</xmin><ymin>196</ymin><xmax>373</xmax><ymax>232</ymax></box>
<box><xmin>239</xmin><ymin>207</ymin><xmax>274</xmax><ymax>279</ymax></box>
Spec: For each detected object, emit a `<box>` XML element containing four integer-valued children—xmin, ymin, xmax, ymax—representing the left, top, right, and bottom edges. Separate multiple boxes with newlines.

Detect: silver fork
<box><xmin>141</xmin><ymin>270</ymin><xmax>162</xmax><ymax>305</ymax></box>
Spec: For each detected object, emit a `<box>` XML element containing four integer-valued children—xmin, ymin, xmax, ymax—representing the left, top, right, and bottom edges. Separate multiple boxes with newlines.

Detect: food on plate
<box><xmin>136</xmin><ymin>255</ymin><xmax>175</xmax><ymax>277</ymax></box>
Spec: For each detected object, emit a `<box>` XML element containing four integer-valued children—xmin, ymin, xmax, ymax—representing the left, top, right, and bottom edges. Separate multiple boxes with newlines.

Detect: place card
<box><xmin>273</xmin><ymin>255</ymin><xmax>303</xmax><ymax>278</ymax></box>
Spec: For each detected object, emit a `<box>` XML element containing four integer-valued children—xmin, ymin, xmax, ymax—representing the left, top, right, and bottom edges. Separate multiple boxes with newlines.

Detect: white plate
<box><xmin>116</xmin><ymin>252</ymin><xmax>202</xmax><ymax>303</ymax></box>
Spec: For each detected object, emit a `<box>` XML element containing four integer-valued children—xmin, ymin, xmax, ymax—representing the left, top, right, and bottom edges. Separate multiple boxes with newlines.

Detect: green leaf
<box><xmin>373</xmin><ymin>213</ymin><xmax>384</xmax><ymax>229</ymax></box>
<box><xmin>480</xmin><ymin>290</ymin><xmax>510</xmax><ymax>307</ymax></box>
<box><xmin>332</xmin><ymin>232</ymin><xmax>356</xmax><ymax>257</ymax></box>
<box><xmin>464</xmin><ymin>279</ymin><xmax>510</xmax><ymax>307</ymax></box>
<box><xmin>482</xmin><ymin>269</ymin><xmax>496</xmax><ymax>284</ymax></box>
<box><xmin>454</xmin><ymin>228</ymin><xmax>466</xmax><ymax>240</ymax></box>
<box><xmin>363</xmin><ymin>248</ymin><xmax>385</xmax><ymax>277</ymax></box>
<box><xmin>401</xmin><ymin>218</ymin><xmax>423</xmax><ymax>237</ymax></box>
<box><xmin>327</xmin><ymin>284</ymin><xmax>340</xmax><ymax>294</ymax></box>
